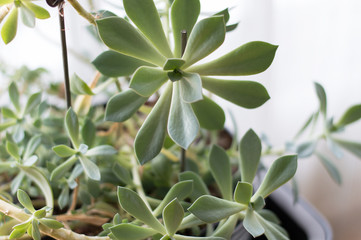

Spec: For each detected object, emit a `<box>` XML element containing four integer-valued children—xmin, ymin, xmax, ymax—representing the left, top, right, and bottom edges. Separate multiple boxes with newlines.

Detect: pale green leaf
<box><xmin>187</xmin><ymin>41</ymin><xmax>278</xmax><ymax>76</ymax></box>
<box><xmin>50</xmin><ymin>156</ymin><xmax>78</xmax><ymax>181</ymax></box>
<box><xmin>9</xmin><ymin>82</ymin><xmax>20</xmax><ymax>112</ymax></box>
<box><xmin>23</xmin><ymin>135</ymin><xmax>41</xmax><ymax>160</ymax></box>
<box><xmin>33</xmin><ymin>209</ymin><xmax>46</xmax><ymax>219</ymax></box>
<box><xmin>179</xmin><ymin>72</ymin><xmax>203</xmax><ymax>103</ymax></box>
<box><xmin>212</xmin><ymin>214</ymin><xmax>238</xmax><ymax>240</ymax></box>
<box><xmin>191</xmin><ymin>95</ymin><xmax>225</xmax><ymax>130</ymax></box>
<box><xmin>256</xmin><ymin>214</ymin><xmax>289</xmax><ymax>240</ymax></box>
<box><xmin>179</xmin><ymin>171</ymin><xmax>209</xmax><ymax>201</ymax></box>
<box><xmin>9</xmin><ymin>227</ymin><xmax>27</xmax><ymax>239</ymax></box>
<box><xmin>96</xmin><ymin>17</ymin><xmax>166</xmax><ymax>66</ymax></box>
<box><xmin>332</xmin><ymin>137</ymin><xmax>361</xmax><ymax>158</ymax></box>
<box><xmin>82</xmin><ymin>118</ymin><xmax>96</xmax><ymax>148</ymax></box>
<box><xmin>174</xmin><ymin>236</ymin><xmax>225</xmax><ymax>240</ymax></box>
<box><xmin>314</xmin><ymin>82</ymin><xmax>327</xmax><ymax>116</ymax></box>
<box><xmin>1</xmin><ymin>107</ymin><xmax>17</xmax><ymax>119</ymax></box>
<box><xmin>23</xmin><ymin>92</ymin><xmax>41</xmax><ymax>116</ymax></box>
<box><xmin>251</xmin><ymin>196</ymin><xmax>265</xmax><ymax>211</ymax></box>
<box><xmin>163</xmin><ymin>199</ymin><xmax>184</xmax><ymax>236</ymax></box>
<box><xmin>123</xmin><ymin>0</ymin><xmax>172</xmax><ymax>57</ymax></box>
<box><xmin>22</xmin><ymin>1</ymin><xmax>50</xmax><ymax>19</ymax></box>
<box><xmin>135</xmin><ymin>83</ymin><xmax>172</xmax><ymax>164</ymax></box>
<box><xmin>17</xmin><ymin>189</ymin><xmax>35</xmax><ymax>213</ymax></box>
<box><xmin>110</xmin><ymin>223</ymin><xmax>157</xmax><ymax>240</ymax></box>
<box><xmin>78</xmin><ymin>155</ymin><xmax>100</xmax><ymax>181</ymax></box>
<box><xmin>316</xmin><ymin>152</ymin><xmax>342</xmax><ymax>185</ymax></box>
<box><xmin>20</xmin><ymin>4</ymin><xmax>35</xmax><ymax>28</ymax></box>
<box><xmin>31</xmin><ymin>220</ymin><xmax>41</xmax><ymax>240</ymax></box>
<box><xmin>70</xmin><ymin>74</ymin><xmax>94</xmax><ymax>95</ymax></box>
<box><xmin>23</xmin><ymin>155</ymin><xmax>38</xmax><ymax>166</ymax></box>
<box><xmin>336</xmin><ymin>103</ymin><xmax>361</xmax><ymax>127</ymax></box>
<box><xmin>52</xmin><ymin>145</ymin><xmax>77</xmax><ymax>158</ymax></box>
<box><xmin>171</xmin><ymin>0</ymin><xmax>200</xmax><ymax>57</ymax></box>
<box><xmin>234</xmin><ymin>181</ymin><xmax>253</xmax><ymax>205</ymax></box>
<box><xmin>65</xmin><ymin>108</ymin><xmax>80</xmax><ymax>148</ymax></box>
<box><xmin>296</xmin><ymin>141</ymin><xmax>317</xmax><ymax>158</ymax></box>
<box><xmin>58</xmin><ymin>186</ymin><xmax>69</xmax><ymax>209</ymax></box>
<box><xmin>11</xmin><ymin>172</ymin><xmax>24</xmax><ymax>195</ymax></box>
<box><xmin>239</xmin><ymin>129</ymin><xmax>262</xmax><ymax>183</ymax></box>
<box><xmin>113</xmin><ymin>164</ymin><xmax>133</xmax><ymax>185</ymax></box>
<box><xmin>1</xmin><ymin>6</ymin><xmax>18</xmax><ymax>44</ymax></box>
<box><xmin>40</xmin><ymin>218</ymin><xmax>64</xmax><ymax>229</ymax></box>
<box><xmin>129</xmin><ymin>66</ymin><xmax>169</xmax><ymax>97</ymax></box>
<box><xmin>182</xmin><ymin>16</ymin><xmax>225</xmax><ymax>68</ymax></box>
<box><xmin>105</xmin><ymin>89</ymin><xmax>148</xmax><ymax>122</ymax></box>
<box><xmin>163</xmin><ymin>58</ymin><xmax>185</xmax><ymax>71</ymax></box>
<box><xmin>202</xmin><ymin>77</ymin><xmax>270</xmax><ymax>109</ymax></box>
<box><xmin>243</xmin><ymin>209</ymin><xmax>264</xmax><ymax>238</ymax></box>
<box><xmin>6</xmin><ymin>141</ymin><xmax>20</xmax><ymax>161</ymax></box>
<box><xmin>86</xmin><ymin>145</ymin><xmax>117</xmax><ymax>157</ymax></box>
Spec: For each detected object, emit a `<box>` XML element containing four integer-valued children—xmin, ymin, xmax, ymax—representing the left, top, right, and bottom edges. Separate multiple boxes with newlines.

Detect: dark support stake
<box><xmin>180</xmin><ymin>30</ymin><xmax>187</xmax><ymax>172</ymax></box>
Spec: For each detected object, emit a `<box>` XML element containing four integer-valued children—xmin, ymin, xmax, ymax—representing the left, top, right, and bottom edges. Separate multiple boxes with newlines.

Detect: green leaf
<box><xmin>179</xmin><ymin>171</ymin><xmax>209</xmax><ymax>201</ymax></box>
<box><xmin>1</xmin><ymin>107</ymin><xmax>17</xmax><ymax>119</ymax></box>
<box><xmin>188</xmin><ymin>195</ymin><xmax>244</xmax><ymax>223</ymax></box>
<box><xmin>70</xmin><ymin>74</ymin><xmax>94</xmax><ymax>95</ymax></box>
<box><xmin>135</xmin><ymin>83</ymin><xmax>172</xmax><ymax>164</ymax></box>
<box><xmin>314</xmin><ymin>82</ymin><xmax>327</xmax><ymax>116</ymax></box>
<box><xmin>168</xmin><ymin>82</ymin><xmax>199</xmax><ymax>149</ymax></box>
<box><xmin>33</xmin><ymin>209</ymin><xmax>46</xmax><ymax>219</ymax></box>
<box><xmin>239</xmin><ymin>129</ymin><xmax>262</xmax><ymax>183</ymax></box>
<box><xmin>174</xmin><ymin>236</ymin><xmax>225</xmax><ymax>240</ymax></box>
<box><xmin>52</xmin><ymin>145</ymin><xmax>77</xmax><ymax>158</ymax></box>
<box><xmin>256</xmin><ymin>215</ymin><xmax>289</xmax><ymax>240</ymax></box>
<box><xmin>58</xmin><ymin>186</ymin><xmax>69</xmax><ymax>209</ymax></box>
<box><xmin>129</xmin><ymin>66</ymin><xmax>169</xmax><ymax>97</ymax></box>
<box><xmin>243</xmin><ymin>209</ymin><xmax>264</xmax><ymax>238</ymax></box>
<box><xmin>6</xmin><ymin>141</ymin><xmax>20</xmax><ymax>161</ymax></box>
<box><xmin>105</xmin><ymin>89</ymin><xmax>148</xmax><ymax>122</ymax></box>
<box><xmin>251</xmin><ymin>196</ymin><xmax>265</xmax><ymax>211</ymax></box>
<box><xmin>213</xmin><ymin>8</ymin><xmax>230</xmax><ymax>23</ymax></box>
<box><xmin>96</xmin><ymin>16</ymin><xmax>166</xmax><ymax>66</ymax></box>
<box><xmin>110</xmin><ymin>223</ymin><xmax>157</xmax><ymax>240</ymax></box>
<box><xmin>179</xmin><ymin>72</ymin><xmax>203</xmax><ymax>103</ymax></box>
<box><xmin>40</xmin><ymin>218</ymin><xmax>64</xmax><ymax>229</ymax></box>
<box><xmin>50</xmin><ymin>156</ymin><xmax>78</xmax><ymax>181</ymax></box>
<box><xmin>20</xmin><ymin>4</ymin><xmax>35</xmax><ymax>28</ymax></box>
<box><xmin>163</xmin><ymin>58</ymin><xmax>185</xmax><ymax>71</ymax></box>
<box><xmin>9</xmin><ymin>82</ymin><xmax>20</xmax><ymax>113</ymax></box>
<box><xmin>187</xmin><ymin>41</ymin><xmax>278</xmax><ymax>76</ymax></box>
<box><xmin>209</xmin><ymin>145</ymin><xmax>232</xmax><ymax>201</ymax></box>
<box><xmin>23</xmin><ymin>135</ymin><xmax>41</xmax><ymax>160</ymax></box>
<box><xmin>65</xmin><ymin>108</ymin><xmax>80</xmax><ymax>148</ymax></box>
<box><xmin>117</xmin><ymin>187</ymin><xmax>166</xmax><ymax>234</ymax></box>
<box><xmin>82</xmin><ymin>118</ymin><xmax>96</xmax><ymax>148</ymax></box>
<box><xmin>296</xmin><ymin>141</ymin><xmax>317</xmax><ymax>158</ymax></box>
<box><xmin>31</xmin><ymin>220</ymin><xmax>41</xmax><ymax>240</ymax></box>
<box><xmin>78</xmin><ymin>155</ymin><xmax>100</xmax><ymax>181</ymax></box>
<box><xmin>234</xmin><ymin>182</ymin><xmax>253</xmax><ymax>205</ymax></box>
<box><xmin>92</xmin><ymin>50</ymin><xmax>155</xmax><ymax>77</ymax></box>
<box><xmin>9</xmin><ymin>227</ymin><xmax>27</xmax><ymax>239</ymax></box>
<box><xmin>86</xmin><ymin>145</ymin><xmax>117</xmax><ymax>157</ymax></box>
<box><xmin>23</xmin><ymin>155</ymin><xmax>38</xmax><ymax>166</ymax></box>
<box><xmin>11</xmin><ymin>172</ymin><xmax>24</xmax><ymax>195</ymax></box>
<box><xmin>182</xmin><ymin>16</ymin><xmax>225</xmax><ymax>68</ymax></box>
<box><xmin>123</xmin><ymin>0</ymin><xmax>172</xmax><ymax>58</ymax></box>
<box><xmin>226</xmin><ymin>23</ymin><xmax>239</xmax><ymax>32</ymax></box>
<box><xmin>113</xmin><ymin>164</ymin><xmax>133</xmax><ymax>185</ymax></box>
<box><xmin>163</xmin><ymin>199</ymin><xmax>184</xmax><ymax>236</ymax></box>
<box><xmin>202</xmin><ymin>77</ymin><xmax>270</xmax><ymax>109</ymax></box>
<box><xmin>316</xmin><ymin>152</ymin><xmax>341</xmax><ymax>185</ymax></box>
<box><xmin>17</xmin><ymin>189</ymin><xmax>36</xmax><ymax>213</ymax></box>
<box><xmin>191</xmin><ymin>95</ymin><xmax>225</xmax><ymax>130</ymax></box>
<box><xmin>13</xmin><ymin>221</ymin><xmax>31</xmax><ymax>231</ymax></box>
<box><xmin>294</xmin><ymin>112</ymin><xmax>317</xmax><ymax>140</ymax></box>
<box><xmin>23</xmin><ymin>92</ymin><xmax>42</xmax><ymax>116</ymax></box>
<box><xmin>22</xmin><ymin>1</ymin><xmax>50</xmax><ymax>19</ymax></box>
<box><xmin>212</xmin><ymin>214</ymin><xmax>238</xmax><ymax>240</ymax></box>
<box><xmin>332</xmin><ymin>137</ymin><xmax>361</xmax><ymax>158</ymax></box>
<box><xmin>0</xmin><ymin>120</ymin><xmax>17</xmax><ymax>131</ymax></box>
<box><xmin>336</xmin><ymin>103</ymin><xmax>361</xmax><ymax>127</ymax></box>
<box><xmin>171</xmin><ymin>0</ymin><xmax>200</xmax><ymax>57</ymax></box>
<box><xmin>1</xmin><ymin>6</ymin><xmax>18</xmax><ymax>44</ymax></box>
<box><xmin>253</xmin><ymin>155</ymin><xmax>297</xmax><ymax>200</ymax></box>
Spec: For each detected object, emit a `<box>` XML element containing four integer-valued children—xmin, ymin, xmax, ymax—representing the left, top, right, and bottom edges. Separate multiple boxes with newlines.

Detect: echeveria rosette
<box><xmin>94</xmin><ymin>0</ymin><xmax>277</xmax><ymax>164</ymax></box>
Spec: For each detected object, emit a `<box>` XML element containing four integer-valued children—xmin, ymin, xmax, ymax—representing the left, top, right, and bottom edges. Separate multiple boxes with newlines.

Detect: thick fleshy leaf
<box><xmin>168</xmin><ymin>82</ymin><xmax>199</xmax><ymax>149</ymax></box>
<box><xmin>316</xmin><ymin>152</ymin><xmax>341</xmax><ymax>185</ymax></box>
<box><xmin>234</xmin><ymin>182</ymin><xmax>253</xmax><ymax>205</ymax></box>
<box><xmin>209</xmin><ymin>145</ymin><xmax>232</xmax><ymax>201</ymax></box>
<box><xmin>50</xmin><ymin>156</ymin><xmax>78</xmax><ymax>181</ymax></box>
<box><xmin>171</xmin><ymin>0</ymin><xmax>200</xmax><ymax>57</ymax></box>
<box><xmin>179</xmin><ymin>72</ymin><xmax>203</xmax><ymax>103</ymax></box>
<box><xmin>256</xmin><ymin>215</ymin><xmax>289</xmax><ymax>240</ymax></box>
<box><xmin>117</xmin><ymin>187</ymin><xmax>166</xmax><ymax>234</ymax></box>
<box><xmin>239</xmin><ymin>129</ymin><xmax>262</xmax><ymax>183</ymax></box>
<box><xmin>9</xmin><ymin>82</ymin><xmax>20</xmax><ymax>113</ymax></box>
<box><xmin>110</xmin><ymin>224</ymin><xmax>157</xmax><ymax>240</ymax></box>
<box><xmin>314</xmin><ymin>82</ymin><xmax>327</xmax><ymax>116</ymax></box>
<box><xmin>82</xmin><ymin>118</ymin><xmax>96</xmax><ymax>148</ymax></box>
<box><xmin>135</xmin><ymin>83</ymin><xmax>172</xmax><ymax>164</ymax></box>
<box><xmin>123</xmin><ymin>0</ymin><xmax>172</xmax><ymax>57</ymax></box>
<box><xmin>78</xmin><ymin>155</ymin><xmax>100</xmax><ymax>181</ymax></box>
<box><xmin>212</xmin><ymin>214</ymin><xmax>238</xmax><ymax>240</ymax></box>
<box><xmin>93</xmin><ymin>51</ymin><xmax>154</xmax><ymax>77</ymax></box>
<box><xmin>191</xmin><ymin>95</ymin><xmax>225</xmax><ymax>130</ymax></box>
<box><xmin>6</xmin><ymin>141</ymin><xmax>20</xmax><ymax>161</ymax></box>
<box><xmin>332</xmin><ymin>138</ymin><xmax>361</xmax><ymax>158</ymax></box>
<box><xmin>163</xmin><ymin>199</ymin><xmax>184</xmax><ymax>236</ymax></box>
<box><xmin>182</xmin><ymin>16</ymin><xmax>225</xmax><ymax>68</ymax></box>
<box><xmin>0</xmin><ymin>120</ymin><xmax>17</xmax><ymax>131</ymax></box>
<box><xmin>70</xmin><ymin>74</ymin><xmax>94</xmax><ymax>95</ymax></box>
<box><xmin>252</xmin><ymin>155</ymin><xmax>297</xmax><ymax>201</ymax></box>
<box><xmin>23</xmin><ymin>155</ymin><xmax>38</xmax><ymax>166</ymax></box>
<box><xmin>22</xmin><ymin>1</ymin><xmax>50</xmax><ymax>19</ymax></box>
<box><xmin>244</xmin><ymin>209</ymin><xmax>264</xmax><ymax>238</ymax></box>
<box><xmin>40</xmin><ymin>219</ymin><xmax>64</xmax><ymax>229</ymax></box>
<box><xmin>20</xmin><ymin>4</ymin><xmax>35</xmax><ymax>28</ymax></box>
<box><xmin>113</xmin><ymin>164</ymin><xmax>133</xmax><ymax>185</ymax></box>
<box><xmin>23</xmin><ymin>135</ymin><xmax>41</xmax><ymax>160</ymax></box>
<box><xmin>187</xmin><ymin>41</ymin><xmax>278</xmax><ymax>76</ymax></box>
<box><xmin>179</xmin><ymin>171</ymin><xmax>209</xmax><ymax>201</ymax></box>
<box><xmin>65</xmin><ymin>108</ymin><xmax>80</xmax><ymax>148</ymax></box>
<box><xmin>1</xmin><ymin>6</ymin><xmax>18</xmax><ymax>44</ymax></box>
<box><xmin>52</xmin><ymin>145</ymin><xmax>77</xmax><ymax>158</ymax></box>
<box><xmin>105</xmin><ymin>89</ymin><xmax>148</xmax><ymax>122</ymax></box>
<box><xmin>17</xmin><ymin>189</ymin><xmax>35</xmax><ymax>213</ymax></box>
<box><xmin>9</xmin><ymin>227</ymin><xmax>27</xmax><ymax>239</ymax></box>
<box><xmin>33</xmin><ymin>209</ymin><xmax>46</xmax><ymax>219</ymax></box>
<box><xmin>252</xmin><ymin>196</ymin><xmax>265</xmax><ymax>211</ymax></box>
<box><xmin>336</xmin><ymin>103</ymin><xmax>361</xmax><ymax>127</ymax></box>
<box><xmin>86</xmin><ymin>145</ymin><xmax>117</xmax><ymax>157</ymax></box>
<box><xmin>96</xmin><ymin>17</ymin><xmax>166</xmax><ymax>66</ymax></box>
<box><xmin>23</xmin><ymin>92</ymin><xmax>42</xmax><ymax>116</ymax></box>
<box><xmin>11</xmin><ymin>172</ymin><xmax>24</xmax><ymax>195</ymax></box>
<box><xmin>163</xmin><ymin>58</ymin><xmax>185</xmax><ymax>71</ymax></box>
<box><xmin>188</xmin><ymin>195</ymin><xmax>244</xmax><ymax>223</ymax></box>
<box><xmin>1</xmin><ymin>107</ymin><xmax>17</xmax><ymax>119</ymax></box>
<box><xmin>202</xmin><ymin>77</ymin><xmax>270</xmax><ymax>109</ymax></box>
<box><xmin>31</xmin><ymin>220</ymin><xmax>41</xmax><ymax>240</ymax></box>
<box><xmin>130</xmin><ymin>67</ymin><xmax>169</xmax><ymax>97</ymax></box>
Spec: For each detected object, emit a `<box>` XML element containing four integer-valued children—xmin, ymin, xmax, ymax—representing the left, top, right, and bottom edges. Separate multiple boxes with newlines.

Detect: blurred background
<box><xmin>1</xmin><ymin>0</ymin><xmax>361</xmax><ymax>239</ymax></box>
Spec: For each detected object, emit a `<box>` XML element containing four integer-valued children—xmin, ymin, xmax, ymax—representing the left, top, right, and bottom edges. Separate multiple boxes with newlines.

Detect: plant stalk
<box><xmin>67</xmin><ymin>0</ymin><xmax>96</xmax><ymax>25</ymax></box>
<box><xmin>180</xmin><ymin>30</ymin><xmax>188</xmax><ymax>172</ymax></box>
<box><xmin>130</xmin><ymin>155</ymin><xmax>151</xmax><ymax>210</ymax></box>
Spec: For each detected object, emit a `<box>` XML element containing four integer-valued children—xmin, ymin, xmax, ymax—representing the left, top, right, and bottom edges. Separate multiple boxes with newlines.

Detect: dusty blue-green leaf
<box><xmin>182</xmin><ymin>16</ymin><xmax>225</xmax><ymax>68</ymax></box>
<box><xmin>50</xmin><ymin>156</ymin><xmax>78</xmax><ymax>181</ymax></box>
<box><xmin>316</xmin><ymin>152</ymin><xmax>342</xmax><ymax>185</ymax></box>
<box><xmin>153</xmin><ymin>180</ymin><xmax>193</xmax><ymax>217</ymax></box>
<box><xmin>23</xmin><ymin>135</ymin><xmax>41</xmax><ymax>160</ymax></box>
<box><xmin>65</xmin><ymin>108</ymin><xmax>80</xmax><ymax>148</ymax></box>
<box><xmin>294</xmin><ymin>112</ymin><xmax>317</xmax><ymax>140</ymax></box>
<box><xmin>202</xmin><ymin>77</ymin><xmax>270</xmax><ymax>109</ymax></box>
<box><xmin>11</xmin><ymin>172</ymin><xmax>24</xmax><ymax>195</ymax></box>
<box><xmin>33</xmin><ymin>209</ymin><xmax>46</xmax><ymax>219</ymax></box>
<box><xmin>58</xmin><ymin>186</ymin><xmax>69</xmax><ymax>209</ymax></box>
<box><xmin>244</xmin><ymin>209</ymin><xmax>264</xmax><ymax>238</ymax></box>
<box><xmin>163</xmin><ymin>199</ymin><xmax>184</xmax><ymax>236</ymax></box>
<box><xmin>171</xmin><ymin>0</ymin><xmax>200</xmax><ymax>57</ymax></box>
<box><xmin>23</xmin><ymin>92</ymin><xmax>41</xmax><ymax>116</ymax></box>
<box><xmin>251</xmin><ymin>196</ymin><xmax>265</xmax><ymax>211</ymax></box>
<box><xmin>129</xmin><ymin>66</ymin><xmax>169</xmax><ymax>97</ymax></box>
<box><xmin>86</xmin><ymin>145</ymin><xmax>117</xmax><ymax>157</ymax></box>
<box><xmin>168</xmin><ymin>82</ymin><xmax>199</xmax><ymax>149</ymax></box>
<box><xmin>234</xmin><ymin>182</ymin><xmax>253</xmax><ymax>205</ymax></box>
<box><xmin>163</xmin><ymin>58</ymin><xmax>185</xmax><ymax>71</ymax></box>
<box><xmin>332</xmin><ymin>137</ymin><xmax>361</xmax><ymax>158</ymax></box>
<box><xmin>188</xmin><ymin>195</ymin><xmax>244</xmax><ymax>223</ymax></box>
<box><xmin>187</xmin><ymin>41</ymin><xmax>278</xmax><ymax>76</ymax></box>
<box><xmin>6</xmin><ymin>141</ymin><xmax>20</xmax><ymax>161</ymax></box>
<box><xmin>1</xmin><ymin>107</ymin><xmax>17</xmax><ymax>119</ymax></box>
<box><xmin>336</xmin><ymin>103</ymin><xmax>361</xmax><ymax>127</ymax></box>
<box><xmin>296</xmin><ymin>141</ymin><xmax>317</xmax><ymax>158</ymax></box>
<box><xmin>314</xmin><ymin>82</ymin><xmax>327</xmax><ymax>116</ymax></box>
<box><xmin>23</xmin><ymin>155</ymin><xmax>38</xmax><ymax>166</ymax></box>
<box><xmin>96</xmin><ymin>17</ymin><xmax>166</xmax><ymax>66</ymax></box>
<box><xmin>13</xmin><ymin>124</ymin><xmax>24</xmax><ymax>143</ymax></box>
<box><xmin>179</xmin><ymin>72</ymin><xmax>203</xmax><ymax>103</ymax></box>
<box><xmin>22</xmin><ymin>1</ymin><xmax>50</xmax><ymax>19</ymax></box>
<box><xmin>117</xmin><ymin>187</ymin><xmax>166</xmax><ymax>234</ymax></box>
<box><xmin>135</xmin><ymin>83</ymin><xmax>172</xmax><ymax>164</ymax></box>
<box><xmin>79</xmin><ymin>155</ymin><xmax>100</xmax><ymax>181</ymax></box>
<box><xmin>239</xmin><ymin>129</ymin><xmax>262</xmax><ymax>184</ymax></box>
<box><xmin>123</xmin><ymin>0</ymin><xmax>172</xmax><ymax>58</ymax></box>
<box><xmin>105</xmin><ymin>89</ymin><xmax>148</xmax><ymax>122</ymax></box>
<box><xmin>9</xmin><ymin>82</ymin><xmax>20</xmax><ymax>112</ymax></box>
<box><xmin>326</xmin><ymin>137</ymin><xmax>343</xmax><ymax>159</ymax></box>
<box><xmin>17</xmin><ymin>189</ymin><xmax>35</xmax><ymax>213</ymax></box>
<box><xmin>256</xmin><ymin>215</ymin><xmax>289</xmax><ymax>240</ymax></box>
<box><xmin>93</xmin><ymin>51</ymin><xmax>154</xmax><ymax>77</ymax></box>
<box><xmin>113</xmin><ymin>164</ymin><xmax>133</xmax><ymax>185</ymax></box>
<box><xmin>20</xmin><ymin>4</ymin><xmax>35</xmax><ymax>28</ymax></box>
<box><xmin>78</xmin><ymin>144</ymin><xmax>88</xmax><ymax>155</ymax></box>
<box><xmin>31</xmin><ymin>220</ymin><xmax>41</xmax><ymax>240</ymax></box>
<box><xmin>52</xmin><ymin>145</ymin><xmax>77</xmax><ymax>158</ymax></box>
<box><xmin>110</xmin><ymin>223</ymin><xmax>157</xmax><ymax>240</ymax></box>
<box><xmin>212</xmin><ymin>214</ymin><xmax>238</xmax><ymax>240</ymax></box>
<box><xmin>253</xmin><ymin>155</ymin><xmax>297</xmax><ymax>200</ymax></box>
<box><xmin>209</xmin><ymin>145</ymin><xmax>232</xmax><ymax>201</ymax></box>
<box><xmin>179</xmin><ymin>171</ymin><xmax>209</xmax><ymax>201</ymax></box>
<box><xmin>82</xmin><ymin>118</ymin><xmax>96</xmax><ymax>148</ymax></box>
<box><xmin>1</xmin><ymin>6</ymin><xmax>18</xmax><ymax>44</ymax></box>
<box><xmin>191</xmin><ymin>95</ymin><xmax>225</xmax><ymax>130</ymax></box>
<box><xmin>70</xmin><ymin>74</ymin><xmax>94</xmax><ymax>95</ymax></box>
<box><xmin>258</xmin><ymin>209</ymin><xmax>281</xmax><ymax>225</ymax></box>
<box><xmin>40</xmin><ymin>218</ymin><xmax>64</xmax><ymax>229</ymax></box>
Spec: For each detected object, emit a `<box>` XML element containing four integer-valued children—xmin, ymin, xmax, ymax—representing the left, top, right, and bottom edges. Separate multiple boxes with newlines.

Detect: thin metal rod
<box><xmin>180</xmin><ymin>30</ymin><xmax>187</xmax><ymax>172</ymax></box>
